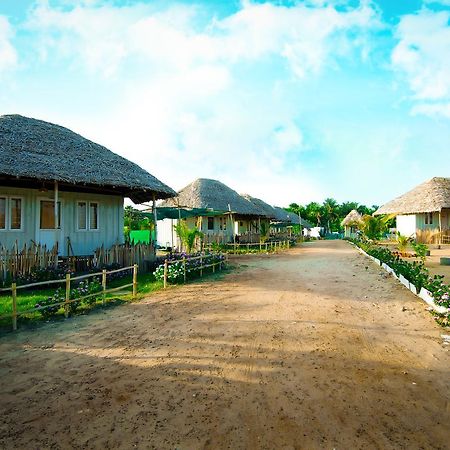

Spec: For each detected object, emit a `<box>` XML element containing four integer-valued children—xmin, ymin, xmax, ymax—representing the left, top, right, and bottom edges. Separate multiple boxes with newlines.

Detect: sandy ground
<box><xmin>0</xmin><ymin>240</ymin><xmax>449</xmax><ymax>450</ymax></box>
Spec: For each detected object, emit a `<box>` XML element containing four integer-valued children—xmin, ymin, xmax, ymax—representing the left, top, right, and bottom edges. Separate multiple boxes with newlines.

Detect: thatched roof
<box><xmin>341</xmin><ymin>209</ymin><xmax>363</xmax><ymax>226</ymax></box>
<box><xmin>161</xmin><ymin>178</ymin><xmax>263</xmax><ymax>216</ymax></box>
<box><xmin>374</xmin><ymin>177</ymin><xmax>450</xmax><ymax>215</ymax></box>
<box><xmin>272</xmin><ymin>206</ymin><xmax>312</xmax><ymax>228</ymax></box>
<box><xmin>0</xmin><ymin>114</ymin><xmax>176</xmax><ymax>203</ymax></box>
<box><xmin>241</xmin><ymin>194</ymin><xmax>277</xmax><ymax>219</ymax></box>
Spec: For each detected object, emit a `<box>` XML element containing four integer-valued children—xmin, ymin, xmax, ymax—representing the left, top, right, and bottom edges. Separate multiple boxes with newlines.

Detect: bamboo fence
<box><xmin>0</xmin><ymin>265</ymin><xmax>138</xmax><ymax>331</ymax></box>
<box><xmin>0</xmin><ymin>242</ymin><xmax>58</xmax><ymax>282</ymax></box>
<box><xmin>94</xmin><ymin>243</ymin><xmax>155</xmax><ymax>268</ymax></box>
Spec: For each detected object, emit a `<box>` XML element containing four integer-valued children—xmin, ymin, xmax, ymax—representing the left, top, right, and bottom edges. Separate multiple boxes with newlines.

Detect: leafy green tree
<box><xmin>359</xmin><ymin>215</ymin><xmax>392</xmax><ymax>242</ymax></box>
<box><xmin>174</xmin><ymin>221</ymin><xmax>204</xmax><ymax>253</ymax></box>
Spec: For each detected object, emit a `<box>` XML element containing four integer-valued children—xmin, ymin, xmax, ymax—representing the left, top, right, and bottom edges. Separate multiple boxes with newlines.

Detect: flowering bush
<box><xmin>35</xmin><ymin>277</ymin><xmax>102</xmax><ymax>318</ymax></box>
<box><xmin>153</xmin><ymin>252</ymin><xmax>226</xmax><ymax>283</ymax></box>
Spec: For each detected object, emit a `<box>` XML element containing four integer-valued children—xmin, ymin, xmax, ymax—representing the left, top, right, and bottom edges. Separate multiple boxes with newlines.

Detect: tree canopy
<box><xmin>287</xmin><ymin>200</ymin><xmax>379</xmax><ymax>233</ymax></box>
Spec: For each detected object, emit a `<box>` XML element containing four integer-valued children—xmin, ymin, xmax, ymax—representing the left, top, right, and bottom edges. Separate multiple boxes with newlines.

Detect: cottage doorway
<box><xmin>36</xmin><ymin>199</ymin><xmax>64</xmax><ymax>253</ymax></box>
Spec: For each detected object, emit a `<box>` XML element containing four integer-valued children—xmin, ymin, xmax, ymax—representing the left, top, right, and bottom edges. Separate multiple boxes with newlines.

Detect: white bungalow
<box><xmin>341</xmin><ymin>209</ymin><xmax>363</xmax><ymax>238</ymax></box>
<box><xmin>157</xmin><ymin>178</ymin><xmax>267</xmax><ymax>248</ymax></box>
<box><xmin>0</xmin><ymin>114</ymin><xmax>175</xmax><ymax>257</ymax></box>
<box><xmin>374</xmin><ymin>177</ymin><xmax>450</xmax><ymax>244</ymax></box>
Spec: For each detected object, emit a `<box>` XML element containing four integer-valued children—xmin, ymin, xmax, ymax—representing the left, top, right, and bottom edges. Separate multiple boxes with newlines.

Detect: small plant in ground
<box><xmin>411</xmin><ymin>241</ymin><xmax>429</xmax><ymax>263</ymax></box>
<box><xmin>396</xmin><ymin>232</ymin><xmax>411</xmax><ymax>256</ymax></box>
<box><xmin>35</xmin><ymin>288</ymin><xmax>64</xmax><ymax>319</ymax></box>
<box><xmin>35</xmin><ymin>277</ymin><xmax>103</xmax><ymax>318</ymax></box>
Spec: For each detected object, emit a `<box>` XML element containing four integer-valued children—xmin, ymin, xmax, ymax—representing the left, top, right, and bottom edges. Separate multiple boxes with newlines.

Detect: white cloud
<box><xmin>392</xmin><ymin>9</ymin><xmax>450</xmax><ymax>118</ymax></box>
<box><xmin>0</xmin><ymin>16</ymin><xmax>17</xmax><ymax>75</ymax></box>
<box><xmin>20</xmin><ymin>0</ymin><xmax>381</xmax><ymax>204</ymax></box>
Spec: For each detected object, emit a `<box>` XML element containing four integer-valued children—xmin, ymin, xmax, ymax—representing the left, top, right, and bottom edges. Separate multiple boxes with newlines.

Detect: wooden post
<box><xmin>54</xmin><ymin>181</ymin><xmax>59</xmax><ymax>269</ymax></box>
<box><xmin>200</xmin><ymin>255</ymin><xmax>203</xmax><ymax>277</ymax></box>
<box><xmin>64</xmin><ymin>273</ymin><xmax>70</xmax><ymax>318</ymax></box>
<box><xmin>102</xmin><ymin>269</ymin><xmax>107</xmax><ymax>305</ymax></box>
<box><xmin>287</xmin><ymin>240</ymin><xmax>290</xmax><ymax>249</ymax></box>
<box><xmin>133</xmin><ymin>264</ymin><xmax>138</xmax><ymax>299</ymax></box>
<box><xmin>183</xmin><ymin>257</ymin><xmax>187</xmax><ymax>283</ymax></box>
<box><xmin>265</xmin><ymin>242</ymin><xmax>268</xmax><ymax>252</ymax></box>
<box><xmin>163</xmin><ymin>259</ymin><xmax>168</xmax><ymax>289</ymax></box>
<box><xmin>11</xmin><ymin>282</ymin><xmax>17</xmax><ymax>331</ymax></box>
<box><xmin>152</xmin><ymin>194</ymin><xmax>158</xmax><ymax>247</ymax></box>
<box><xmin>439</xmin><ymin>211</ymin><xmax>442</xmax><ymax>245</ymax></box>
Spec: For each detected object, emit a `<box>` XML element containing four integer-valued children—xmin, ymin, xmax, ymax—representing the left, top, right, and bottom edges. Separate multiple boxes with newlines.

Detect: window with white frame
<box><xmin>0</xmin><ymin>196</ymin><xmax>23</xmax><ymax>230</ymax></box>
<box><xmin>77</xmin><ymin>201</ymin><xmax>99</xmax><ymax>230</ymax></box>
<box><xmin>10</xmin><ymin>198</ymin><xmax>22</xmax><ymax>229</ymax></box>
<box><xmin>77</xmin><ymin>202</ymin><xmax>87</xmax><ymax>230</ymax></box>
<box><xmin>0</xmin><ymin>197</ymin><xmax>5</xmax><ymax>230</ymax></box>
<box><xmin>89</xmin><ymin>202</ymin><xmax>98</xmax><ymax>230</ymax></box>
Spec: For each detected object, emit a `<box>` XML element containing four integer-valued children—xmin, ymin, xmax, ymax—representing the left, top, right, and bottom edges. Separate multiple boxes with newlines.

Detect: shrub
<box><xmin>153</xmin><ymin>253</ymin><xmax>226</xmax><ymax>283</ymax></box>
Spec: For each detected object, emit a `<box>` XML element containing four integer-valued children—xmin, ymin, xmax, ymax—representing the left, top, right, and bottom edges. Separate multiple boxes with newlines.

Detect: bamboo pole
<box><xmin>132</xmin><ymin>264</ymin><xmax>138</xmax><ymax>299</ymax></box>
<box><xmin>64</xmin><ymin>273</ymin><xmax>70</xmax><ymax>318</ymax></box>
<box><xmin>163</xmin><ymin>259</ymin><xmax>168</xmax><ymax>289</ymax></box>
<box><xmin>11</xmin><ymin>282</ymin><xmax>17</xmax><ymax>331</ymax></box>
<box><xmin>102</xmin><ymin>269</ymin><xmax>107</xmax><ymax>306</ymax></box>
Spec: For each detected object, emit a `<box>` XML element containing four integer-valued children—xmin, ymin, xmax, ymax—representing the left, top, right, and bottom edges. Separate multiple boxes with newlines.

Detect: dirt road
<box><xmin>1</xmin><ymin>240</ymin><xmax>449</xmax><ymax>449</ymax></box>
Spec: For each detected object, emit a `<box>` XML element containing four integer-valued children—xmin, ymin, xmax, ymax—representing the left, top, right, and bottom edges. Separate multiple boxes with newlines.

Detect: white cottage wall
<box><xmin>396</xmin><ymin>214</ymin><xmax>417</xmax><ymax>237</ymax></box>
<box><xmin>0</xmin><ymin>186</ymin><xmax>124</xmax><ymax>256</ymax></box>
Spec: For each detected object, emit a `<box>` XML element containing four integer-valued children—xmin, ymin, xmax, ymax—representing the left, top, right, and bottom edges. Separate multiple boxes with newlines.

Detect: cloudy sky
<box><xmin>0</xmin><ymin>0</ymin><xmax>449</xmax><ymax>207</ymax></box>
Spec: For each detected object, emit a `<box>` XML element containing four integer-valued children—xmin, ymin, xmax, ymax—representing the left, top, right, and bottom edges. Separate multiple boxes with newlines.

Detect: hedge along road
<box><xmin>0</xmin><ymin>240</ymin><xmax>449</xmax><ymax>449</ymax></box>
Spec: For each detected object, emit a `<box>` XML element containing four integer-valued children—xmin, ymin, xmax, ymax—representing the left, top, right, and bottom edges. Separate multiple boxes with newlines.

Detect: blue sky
<box><xmin>0</xmin><ymin>0</ymin><xmax>449</xmax><ymax>207</ymax></box>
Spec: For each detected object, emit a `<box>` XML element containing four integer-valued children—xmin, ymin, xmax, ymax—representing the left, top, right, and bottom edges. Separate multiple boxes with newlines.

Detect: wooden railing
<box><xmin>205</xmin><ymin>240</ymin><xmax>290</xmax><ymax>254</ymax></box>
<box><xmin>162</xmin><ymin>254</ymin><xmax>226</xmax><ymax>288</ymax></box>
<box><xmin>0</xmin><ymin>265</ymin><xmax>138</xmax><ymax>331</ymax></box>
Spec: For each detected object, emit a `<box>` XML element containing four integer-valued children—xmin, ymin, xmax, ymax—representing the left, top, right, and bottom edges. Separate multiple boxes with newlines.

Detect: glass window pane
<box><xmin>78</xmin><ymin>202</ymin><xmax>87</xmax><ymax>230</ymax></box>
<box><xmin>0</xmin><ymin>198</ymin><xmax>5</xmax><ymax>229</ymax></box>
<box><xmin>89</xmin><ymin>203</ymin><xmax>98</xmax><ymax>230</ymax></box>
<box><xmin>208</xmin><ymin>217</ymin><xmax>214</xmax><ymax>230</ymax></box>
<box><xmin>10</xmin><ymin>198</ymin><xmax>21</xmax><ymax>229</ymax></box>
<box><xmin>40</xmin><ymin>201</ymin><xmax>60</xmax><ymax>229</ymax></box>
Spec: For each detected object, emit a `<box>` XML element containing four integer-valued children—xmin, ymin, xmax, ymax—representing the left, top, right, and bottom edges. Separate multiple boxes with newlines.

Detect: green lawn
<box><xmin>0</xmin><ymin>272</ymin><xmax>163</xmax><ymax>331</ymax></box>
<box><xmin>0</xmin><ymin>265</ymin><xmax>231</xmax><ymax>332</ymax></box>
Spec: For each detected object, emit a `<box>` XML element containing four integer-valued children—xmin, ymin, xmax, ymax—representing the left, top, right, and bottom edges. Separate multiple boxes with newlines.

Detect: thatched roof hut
<box><xmin>272</xmin><ymin>206</ymin><xmax>312</xmax><ymax>228</ymax></box>
<box><xmin>341</xmin><ymin>209</ymin><xmax>363</xmax><ymax>226</ymax></box>
<box><xmin>241</xmin><ymin>194</ymin><xmax>277</xmax><ymax>219</ymax></box>
<box><xmin>375</xmin><ymin>177</ymin><xmax>450</xmax><ymax>215</ymax></box>
<box><xmin>0</xmin><ymin>114</ymin><xmax>176</xmax><ymax>203</ymax></box>
<box><xmin>161</xmin><ymin>178</ymin><xmax>263</xmax><ymax>216</ymax></box>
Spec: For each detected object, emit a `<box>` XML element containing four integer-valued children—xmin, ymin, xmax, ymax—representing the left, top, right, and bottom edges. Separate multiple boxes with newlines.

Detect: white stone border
<box><xmin>350</xmin><ymin>242</ymin><xmax>447</xmax><ymax>314</ymax></box>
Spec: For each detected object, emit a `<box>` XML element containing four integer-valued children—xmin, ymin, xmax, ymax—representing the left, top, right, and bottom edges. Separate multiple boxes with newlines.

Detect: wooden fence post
<box><xmin>64</xmin><ymin>273</ymin><xmax>70</xmax><ymax>318</ymax></box>
<box><xmin>11</xmin><ymin>282</ymin><xmax>17</xmax><ymax>331</ymax></box>
<box><xmin>163</xmin><ymin>259</ymin><xmax>168</xmax><ymax>289</ymax></box>
<box><xmin>102</xmin><ymin>269</ymin><xmax>107</xmax><ymax>306</ymax></box>
<box><xmin>183</xmin><ymin>257</ymin><xmax>187</xmax><ymax>283</ymax></box>
<box><xmin>133</xmin><ymin>264</ymin><xmax>138</xmax><ymax>299</ymax></box>
<box><xmin>200</xmin><ymin>255</ymin><xmax>203</xmax><ymax>277</ymax></box>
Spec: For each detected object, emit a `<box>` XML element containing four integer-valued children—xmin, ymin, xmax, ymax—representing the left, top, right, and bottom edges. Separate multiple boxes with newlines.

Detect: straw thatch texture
<box><xmin>161</xmin><ymin>178</ymin><xmax>263</xmax><ymax>216</ymax></box>
<box><xmin>375</xmin><ymin>177</ymin><xmax>450</xmax><ymax>215</ymax></box>
<box><xmin>272</xmin><ymin>207</ymin><xmax>312</xmax><ymax>228</ymax></box>
<box><xmin>0</xmin><ymin>114</ymin><xmax>176</xmax><ymax>202</ymax></box>
<box><xmin>341</xmin><ymin>209</ymin><xmax>363</xmax><ymax>226</ymax></box>
<box><xmin>241</xmin><ymin>194</ymin><xmax>277</xmax><ymax>219</ymax></box>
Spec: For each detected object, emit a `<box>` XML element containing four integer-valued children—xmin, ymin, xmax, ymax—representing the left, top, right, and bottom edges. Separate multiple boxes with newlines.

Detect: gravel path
<box><xmin>1</xmin><ymin>240</ymin><xmax>449</xmax><ymax>449</ymax></box>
